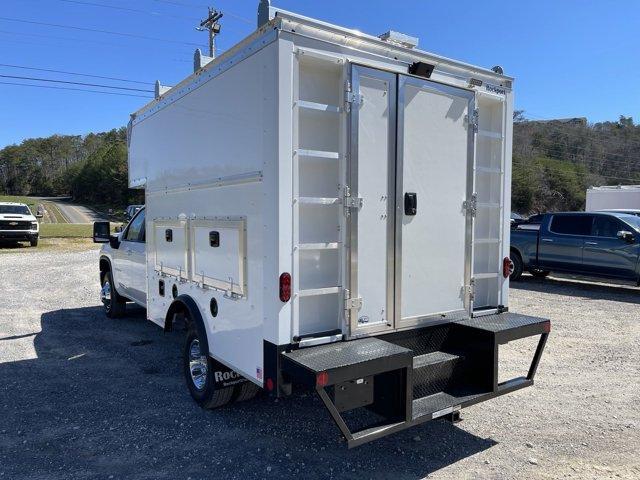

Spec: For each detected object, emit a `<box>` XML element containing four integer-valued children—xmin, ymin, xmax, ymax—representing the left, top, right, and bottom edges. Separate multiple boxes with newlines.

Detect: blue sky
<box><xmin>1</xmin><ymin>0</ymin><xmax>639</xmax><ymax>147</ymax></box>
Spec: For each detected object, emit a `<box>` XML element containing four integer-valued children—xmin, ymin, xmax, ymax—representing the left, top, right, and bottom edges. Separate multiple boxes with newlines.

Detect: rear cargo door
<box><xmin>347</xmin><ymin>65</ymin><xmax>475</xmax><ymax>337</ymax></box>
<box><xmin>395</xmin><ymin>75</ymin><xmax>475</xmax><ymax>328</ymax></box>
<box><xmin>346</xmin><ymin>66</ymin><xmax>397</xmax><ymax>336</ymax></box>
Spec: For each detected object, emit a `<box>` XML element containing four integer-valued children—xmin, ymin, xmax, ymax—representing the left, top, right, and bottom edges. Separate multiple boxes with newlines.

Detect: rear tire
<box><xmin>233</xmin><ymin>381</ymin><xmax>260</xmax><ymax>403</ymax></box>
<box><xmin>530</xmin><ymin>268</ymin><xmax>551</xmax><ymax>278</ymax></box>
<box><xmin>510</xmin><ymin>251</ymin><xmax>524</xmax><ymax>281</ymax></box>
<box><xmin>183</xmin><ymin>326</ymin><xmax>235</xmax><ymax>409</ymax></box>
<box><xmin>101</xmin><ymin>270</ymin><xmax>126</xmax><ymax>318</ymax></box>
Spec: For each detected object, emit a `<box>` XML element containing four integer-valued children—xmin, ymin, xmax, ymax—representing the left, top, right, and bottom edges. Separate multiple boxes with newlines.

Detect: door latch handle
<box><xmin>585</xmin><ymin>241</ymin><xmax>598</xmax><ymax>245</ymax></box>
<box><xmin>404</xmin><ymin>192</ymin><xmax>417</xmax><ymax>216</ymax></box>
<box><xmin>541</xmin><ymin>238</ymin><xmax>553</xmax><ymax>243</ymax></box>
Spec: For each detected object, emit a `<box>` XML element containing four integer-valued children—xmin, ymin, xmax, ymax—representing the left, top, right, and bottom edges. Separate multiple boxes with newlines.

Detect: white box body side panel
<box><xmin>586</xmin><ymin>188</ymin><xmax>640</xmax><ymax>211</ymax></box>
<box><xmin>130</xmin><ymin>42</ymin><xmax>279</xmax><ymax>383</ymax></box>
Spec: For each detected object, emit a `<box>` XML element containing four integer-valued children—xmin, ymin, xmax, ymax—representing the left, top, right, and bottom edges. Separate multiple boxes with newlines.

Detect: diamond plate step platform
<box><xmin>412</xmin><ymin>351</ymin><xmax>460</xmax><ymax>369</ymax></box>
<box><xmin>455</xmin><ymin>312</ymin><xmax>551</xmax><ymax>343</ymax></box>
<box><xmin>282</xmin><ymin>337</ymin><xmax>412</xmax><ymax>387</ymax></box>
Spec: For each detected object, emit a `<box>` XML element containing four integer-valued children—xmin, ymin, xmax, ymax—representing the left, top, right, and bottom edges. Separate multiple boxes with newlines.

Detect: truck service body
<box><xmin>94</xmin><ymin>3</ymin><xmax>550</xmax><ymax>447</ymax></box>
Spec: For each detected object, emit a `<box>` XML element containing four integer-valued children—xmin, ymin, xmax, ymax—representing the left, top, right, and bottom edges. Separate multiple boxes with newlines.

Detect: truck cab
<box><xmin>510</xmin><ymin>212</ymin><xmax>640</xmax><ymax>282</ymax></box>
<box><xmin>0</xmin><ymin>202</ymin><xmax>39</xmax><ymax>247</ymax></box>
<box><xmin>95</xmin><ymin>207</ymin><xmax>147</xmax><ymax>317</ymax></box>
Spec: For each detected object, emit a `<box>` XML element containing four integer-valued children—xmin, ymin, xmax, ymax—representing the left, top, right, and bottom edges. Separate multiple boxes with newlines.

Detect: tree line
<box><xmin>0</xmin><ymin>115</ymin><xmax>638</xmax><ymax>213</ymax></box>
<box><xmin>0</xmin><ymin>127</ymin><xmax>141</xmax><ymax>208</ymax></box>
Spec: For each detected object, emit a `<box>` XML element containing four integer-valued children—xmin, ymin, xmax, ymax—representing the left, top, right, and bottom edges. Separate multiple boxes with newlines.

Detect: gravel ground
<box><xmin>0</xmin><ymin>246</ymin><xmax>638</xmax><ymax>480</ymax></box>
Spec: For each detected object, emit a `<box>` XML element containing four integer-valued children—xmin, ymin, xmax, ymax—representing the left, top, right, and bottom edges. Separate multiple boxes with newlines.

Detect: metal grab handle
<box><xmin>585</xmin><ymin>241</ymin><xmax>598</xmax><ymax>245</ymax></box>
<box><xmin>541</xmin><ymin>238</ymin><xmax>553</xmax><ymax>243</ymax></box>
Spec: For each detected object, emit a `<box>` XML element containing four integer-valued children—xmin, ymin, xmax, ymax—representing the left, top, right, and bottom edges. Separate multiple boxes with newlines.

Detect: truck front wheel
<box><xmin>30</xmin><ymin>236</ymin><xmax>38</xmax><ymax>247</ymax></box>
<box><xmin>510</xmin><ymin>251</ymin><xmax>524</xmax><ymax>281</ymax></box>
<box><xmin>101</xmin><ymin>270</ymin><xmax>126</xmax><ymax>318</ymax></box>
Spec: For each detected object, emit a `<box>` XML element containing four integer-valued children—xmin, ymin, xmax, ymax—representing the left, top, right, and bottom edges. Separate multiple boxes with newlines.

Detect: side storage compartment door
<box><xmin>347</xmin><ymin>65</ymin><xmax>397</xmax><ymax>336</ymax></box>
<box><xmin>396</xmin><ymin>76</ymin><xmax>475</xmax><ymax>327</ymax></box>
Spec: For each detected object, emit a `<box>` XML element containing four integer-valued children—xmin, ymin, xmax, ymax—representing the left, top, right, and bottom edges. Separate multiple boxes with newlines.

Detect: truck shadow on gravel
<box><xmin>511</xmin><ymin>274</ymin><xmax>640</xmax><ymax>304</ymax></box>
<box><xmin>2</xmin><ymin>305</ymin><xmax>496</xmax><ymax>479</ymax></box>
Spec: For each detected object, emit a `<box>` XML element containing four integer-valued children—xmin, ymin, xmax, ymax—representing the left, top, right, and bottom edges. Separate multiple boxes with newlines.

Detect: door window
<box><xmin>124</xmin><ymin>209</ymin><xmax>145</xmax><ymax>242</ymax></box>
<box><xmin>549</xmin><ymin>215</ymin><xmax>593</xmax><ymax>236</ymax></box>
<box><xmin>591</xmin><ymin>216</ymin><xmax>622</xmax><ymax>238</ymax></box>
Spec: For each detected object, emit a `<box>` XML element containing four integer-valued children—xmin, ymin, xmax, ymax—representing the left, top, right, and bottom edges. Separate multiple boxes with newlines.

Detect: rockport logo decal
<box><xmin>213</xmin><ymin>369</ymin><xmax>246</xmax><ymax>387</ymax></box>
<box><xmin>485</xmin><ymin>84</ymin><xmax>506</xmax><ymax>96</ymax></box>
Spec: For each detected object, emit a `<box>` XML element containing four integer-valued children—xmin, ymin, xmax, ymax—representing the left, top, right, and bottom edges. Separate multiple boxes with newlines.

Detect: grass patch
<box><xmin>0</xmin><ymin>195</ymin><xmax>40</xmax><ymax>211</ymax></box>
<box><xmin>40</xmin><ymin>223</ymin><xmax>93</xmax><ymax>238</ymax></box>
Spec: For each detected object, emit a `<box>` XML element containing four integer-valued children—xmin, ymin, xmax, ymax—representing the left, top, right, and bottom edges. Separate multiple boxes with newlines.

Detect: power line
<box><xmin>0</xmin><ymin>63</ymin><xmax>152</xmax><ymax>85</ymax></box>
<box><xmin>0</xmin><ymin>74</ymin><xmax>153</xmax><ymax>92</ymax></box>
<box><xmin>0</xmin><ymin>16</ymin><xmax>204</xmax><ymax>47</ymax></box>
<box><xmin>153</xmin><ymin>0</ymin><xmax>254</xmax><ymax>25</ymax></box>
<box><xmin>55</xmin><ymin>0</ymin><xmax>200</xmax><ymax>22</ymax></box>
<box><xmin>0</xmin><ymin>80</ymin><xmax>152</xmax><ymax>98</ymax></box>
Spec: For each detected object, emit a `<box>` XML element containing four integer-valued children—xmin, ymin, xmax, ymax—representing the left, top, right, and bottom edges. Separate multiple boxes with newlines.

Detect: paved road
<box><xmin>47</xmin><ymin>198</ymin><xmax>108</xmax><ymax>223</ymax></box>
<box><xmin>0</xmin><ymin>247</ymin><xmax>638</xmax><ymax>479</ymax></box>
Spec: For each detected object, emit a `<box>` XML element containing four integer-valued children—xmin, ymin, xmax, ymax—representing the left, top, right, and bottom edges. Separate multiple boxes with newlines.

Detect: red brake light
<box><xmin>279</xmin><ymin>272</ymin><xmax>291</xmax><ymax>302</ymax></box>
<box><xmin>503</xmin><ymin>257</ymin><xmax>514</xmax><ymax>278</ymax></box>
<box><xmin>265</xmin><ymin>378</ymin><xmax>274</xmax><ymax>391</ymax></box>
<box><xmin>316</xmin><ymin>371</ymin><xmax>329</xmax><ymax>387</ymax></box>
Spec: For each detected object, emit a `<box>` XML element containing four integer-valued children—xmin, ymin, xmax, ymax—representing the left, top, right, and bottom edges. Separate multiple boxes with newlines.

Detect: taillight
<box><xmin>503</xmin><ymin>257</ymin><xmax>514</xmax><ymax>278</ymax></box>
<box><xmin>316</xmin><ymin>371</ymin><xmax>329</xmax><ymax>387</ymax></box>
<box><xmin>279</xmin><ymin>272</ymin><xmax>291</xmax><ymax>302</ymax></box>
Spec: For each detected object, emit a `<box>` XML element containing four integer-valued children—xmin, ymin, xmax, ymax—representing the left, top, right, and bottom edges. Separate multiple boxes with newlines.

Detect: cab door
<box><xmin>118</xmin><ymin>208</ymin><xmax>147</xmax><ymax>305</ymax></box>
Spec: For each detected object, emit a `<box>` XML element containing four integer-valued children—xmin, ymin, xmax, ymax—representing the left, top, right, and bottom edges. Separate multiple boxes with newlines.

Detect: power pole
<box><xmin>197</xmin><ymin>7</ymin><xmax>223</xmax><ymax>58</ymax></box>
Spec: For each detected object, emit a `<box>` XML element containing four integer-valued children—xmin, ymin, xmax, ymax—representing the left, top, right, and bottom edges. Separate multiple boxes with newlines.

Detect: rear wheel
<box><xmin>530</xmin><ymin>268</ymin><xmax>551</xmax><ymax>278</ymax></box>
<box><xmin>183</xmin><ymin>326</ymin><xmax>235</xmax><ymax>409</ymax></box>
<box><xmin>101</xmin><ymin>270</ymin><xmax>126</xmax><ymax>318</ymax></box>
<box><xmin>510</xmin><ymin>251</ymin><xmax>524</xmax><ymax>281</ymax></box>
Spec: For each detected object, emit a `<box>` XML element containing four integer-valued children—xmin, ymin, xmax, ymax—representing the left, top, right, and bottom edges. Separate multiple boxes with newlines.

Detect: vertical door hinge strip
<box><xmin>469</xmin><ymin>108</ymin><xmax>479</xmax><ymax>133</ymax></box>
<box><xmin>463</xmin><ymin>193</ymin><xmax>478</xmax><ymax>217</ymax></box>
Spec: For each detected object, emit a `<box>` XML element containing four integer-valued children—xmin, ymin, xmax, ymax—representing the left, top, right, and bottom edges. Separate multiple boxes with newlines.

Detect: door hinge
<box><xmin>344</xmin><ymin>289</ymin><xmax>363</xmax><ymax>311</ymax></box>
<box><xmin>469</xmin><ymin>108</ymin><xmax>479</xmax><ymax>133</ymax></box>
<box><xmin>344</xmin><ymin>81</ymin><xmax>363</xmax><ymax>111</ymax></box>
<box><xmin>463</xmin><ymin>193</ymin><xmax>478</xmax><ymax>217</ymax></box>
<box><xmin>343</xmin><ymin>186</ymin><xmax>363</xmax><ymax>215</ymax></box>
<box><xmin>465</xmin><ymin>278</ymin><xmax>475</xmax><ymax>301</ymax></box>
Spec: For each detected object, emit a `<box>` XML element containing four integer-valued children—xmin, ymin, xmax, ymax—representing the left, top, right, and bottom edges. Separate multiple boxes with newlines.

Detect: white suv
<box><xmin>0</xmin><ymin>202</ymin><xmax>39</xmax><ymax>247</ymax></box>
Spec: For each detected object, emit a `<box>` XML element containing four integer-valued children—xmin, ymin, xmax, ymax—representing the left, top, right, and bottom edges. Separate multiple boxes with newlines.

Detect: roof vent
<box><xmin>379</xmin><ymin>31</ymin><xmax>419</xmax><ymax>49</ymax></box>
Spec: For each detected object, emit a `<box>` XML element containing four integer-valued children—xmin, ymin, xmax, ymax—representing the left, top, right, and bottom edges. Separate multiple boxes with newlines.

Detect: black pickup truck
<box><xmin>510</xmin><ymin>212</ymin><xmax>640</xmax><ymax>283</ymax></box>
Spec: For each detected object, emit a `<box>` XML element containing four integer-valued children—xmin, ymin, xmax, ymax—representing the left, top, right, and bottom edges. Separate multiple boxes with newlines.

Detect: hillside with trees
<box><xmin>0</xmin><ymin>115</ymin><xmax>638</xmax><ymax>212</ymax></box>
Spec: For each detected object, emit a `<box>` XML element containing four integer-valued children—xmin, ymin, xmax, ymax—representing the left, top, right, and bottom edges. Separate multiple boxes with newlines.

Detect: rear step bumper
<box><xmin>281</xmin><ymin>312</ymin><xmax>550</xmax><ymax>448</ymax></box>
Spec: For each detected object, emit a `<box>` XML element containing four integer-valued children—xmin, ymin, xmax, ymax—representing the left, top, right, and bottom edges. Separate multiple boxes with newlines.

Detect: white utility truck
<box><xmin>93</xmin><ymin>2</ymin><xmax>550</xmax><ymax>447</ymax></box>
<box><xmin>0</xmin><ymin>202</ymin><xmax>39</xmax><ymax>247</ymax></box>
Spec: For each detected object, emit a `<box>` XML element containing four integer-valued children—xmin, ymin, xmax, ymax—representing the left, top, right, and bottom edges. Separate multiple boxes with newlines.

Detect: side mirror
<box><xmin>617</xmin><ymin>230</ymin><xmax>635</xmax><ymax>243</ymax></box>
<box><xmin>93</xmin><ymin>221</ymin><xmax>110</xmax><ymax>243</ymax></box>
<box><xmin>35</xmin><ymin>213</ymin><xmax>43</xmax><ymax>219</ymax></box>
<box><xmin>115</xmin><ymin>225</ymin><xmax>123</xmax><ymax>233</ymax></box>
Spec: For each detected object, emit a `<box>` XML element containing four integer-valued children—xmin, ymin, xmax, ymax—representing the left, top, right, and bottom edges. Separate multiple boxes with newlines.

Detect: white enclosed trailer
<box><xmin>122</xmin><ymin>2</ymin><xmax>550</xmax><ymax>447</ymax></box>
<box><xmin>586</xmin><ymin>185</ymin><xmax>640</xmax><ymax>212</ymax></box>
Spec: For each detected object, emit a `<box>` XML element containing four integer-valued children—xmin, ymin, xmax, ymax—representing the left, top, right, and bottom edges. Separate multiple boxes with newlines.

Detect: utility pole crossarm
<box><xmin>196</xmin><ymin>7</ymin><xmax>223</xmax><ymax>58</ymax></box>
